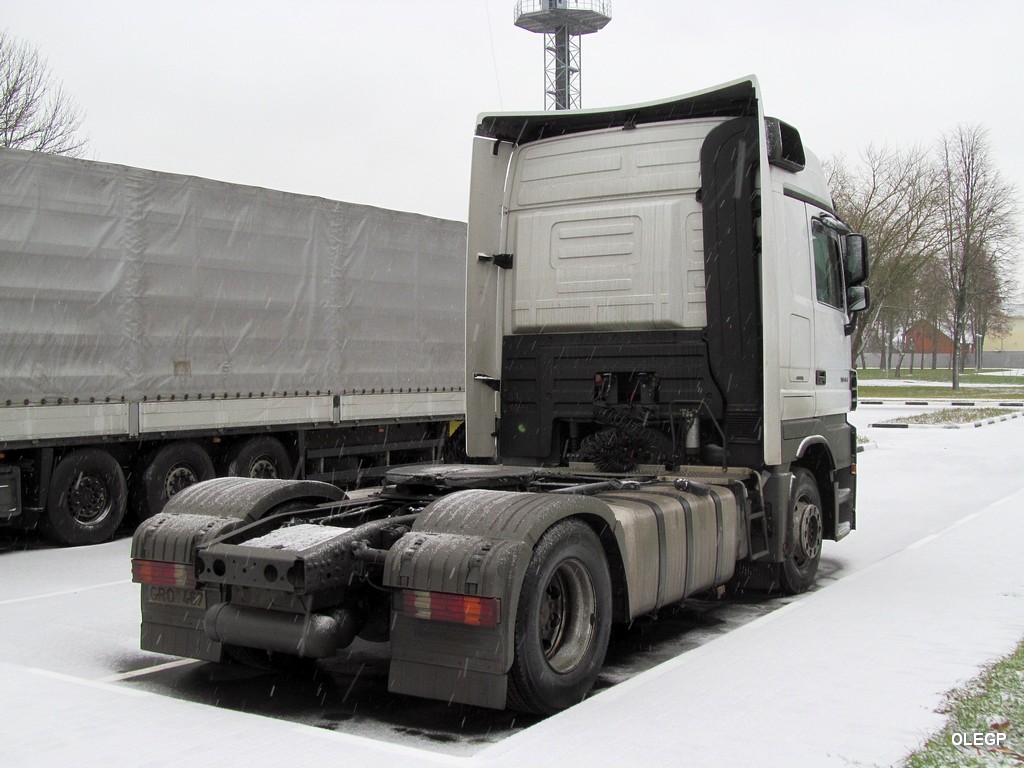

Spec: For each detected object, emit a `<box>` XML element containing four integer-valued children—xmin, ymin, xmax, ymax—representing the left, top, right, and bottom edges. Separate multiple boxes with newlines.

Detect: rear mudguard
<box><xmin>384</xmin><ymin>488</ymin><xmax>623</xmax><ymax>709</ymax></box>
<box><xmin>384</xmin><ymin>482</ymin><xmax>741</xmax><ymax>709</ymax></box>
<box><xmin>132</xmin><ymin>477</ymin><xmax>346</xmax><ymax>661</ymax></box>
<box><xmin>158</xmin><ymin>477</ymin><xmax>346</xmax><ymax>522</ymax></box>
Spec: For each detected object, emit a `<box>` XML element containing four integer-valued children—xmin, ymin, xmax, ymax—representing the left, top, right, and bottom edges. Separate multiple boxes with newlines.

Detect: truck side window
<box><xmin>811</xmin><ymin>221</ymin><xmax>845</xmax><ymax>310</ymax></box>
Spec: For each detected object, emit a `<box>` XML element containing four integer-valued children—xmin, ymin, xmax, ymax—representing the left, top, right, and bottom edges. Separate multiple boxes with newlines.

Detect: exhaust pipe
<box><xmin>204</xmin><ymin>603</ymin><xmax>358</xmax><ymax>658</ymax></box>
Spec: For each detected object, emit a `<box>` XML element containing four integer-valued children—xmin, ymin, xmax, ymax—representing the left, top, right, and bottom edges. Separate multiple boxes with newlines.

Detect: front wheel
<box><xmin>779</xmin><ymin>468</ymin><xmax>823</xmax><ymax>595</ymax></box>
<box><xmin>507</xmin><ymin>519</ymin><xmax>612</xmax><ymax>715</ymax></box>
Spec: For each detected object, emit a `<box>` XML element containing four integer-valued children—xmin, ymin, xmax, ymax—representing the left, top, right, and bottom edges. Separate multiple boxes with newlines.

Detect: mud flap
<box><xmin>384</xmin><ymin>531</ymin><xmax>530</xmax><ymax>709</ymax></box>
<box><xmin>132</xmin><ymin>512</ymin><xmax>245</xmax><ymax>661</ymax></box>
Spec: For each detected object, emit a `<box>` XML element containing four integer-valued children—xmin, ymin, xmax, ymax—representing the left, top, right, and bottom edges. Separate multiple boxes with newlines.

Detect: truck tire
<box><xmin>507</xmin><ymin>519</ymin><xmax>612</xmax><ymax>715</ymax></box>
<box><xmin>225</xmin><ymin>436</ymin><xmax>293</xmax><ymax>480</ymax></box>
<box><xmin>139</xmin><ymin>441</ymin><xmax>216</xmax><ymax>519</ymax></box>
<box><xmin>779</xmin><ymin>468</ymin><xmax>823</xmax><ymax>595</ymax></box>
<box><xmin>43</xmin><ymin>449</ymin><xmax>128</xmax><ymax>546</ymax></box>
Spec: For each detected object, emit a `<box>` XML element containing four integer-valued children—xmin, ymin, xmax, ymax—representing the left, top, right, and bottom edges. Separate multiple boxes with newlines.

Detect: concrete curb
<box><xmin>867</xmin><ymin>412</ymin><xmax>1024</xmax><ymax>430</ymax></box>
<box><xmin>860</xmin><ymin>398</ymin><xmax>1024</xmax><ymax>407</ymax></box>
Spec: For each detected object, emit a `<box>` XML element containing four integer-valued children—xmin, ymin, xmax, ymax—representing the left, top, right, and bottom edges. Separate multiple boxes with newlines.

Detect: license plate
<box><xmin>145</xmin><ymin>585</ymin><xmax>206</xmax><ymax>609</ymax></box>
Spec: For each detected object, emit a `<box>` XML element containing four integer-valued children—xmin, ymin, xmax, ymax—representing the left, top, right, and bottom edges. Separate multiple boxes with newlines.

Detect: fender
<box><xmin>160</xmin><ymin>476</ymin><xmax>346</xmax><ymax>521</ymax></box>
<box><xmin>131</xmin><ymin>477</ymin><xmax>346</xmax><ymax>661</ymax></box>
<box><xmin>383</xmin><ymin>488</ymin><xmax>625</xmax><ymax>709</ymax></box>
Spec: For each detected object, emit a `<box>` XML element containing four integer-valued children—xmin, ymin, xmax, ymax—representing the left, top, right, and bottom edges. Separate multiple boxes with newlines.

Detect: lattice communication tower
<box><xmin>514</xmin><ymin>1</ymin><xmax>612</xmax><ymax>111</ymax></box>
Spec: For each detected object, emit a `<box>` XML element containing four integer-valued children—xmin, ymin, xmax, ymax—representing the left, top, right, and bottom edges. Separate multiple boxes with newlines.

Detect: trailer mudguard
<box><xmin>383</xmin><ymin>488</ymin><xmax>624</xmax><ymax>709</ymax></box>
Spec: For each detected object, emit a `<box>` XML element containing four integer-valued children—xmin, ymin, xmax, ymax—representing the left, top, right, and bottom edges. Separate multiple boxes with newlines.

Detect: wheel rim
<box><xmin>164</xmin><ymin>464</ymin><xmax>199</xmax><ymax>499</ymax></box>
<box><xmin>248</xmin><ymin>456</ymin><xmax>278</xmax><ymax>478</ymax></box>
<box><xmin>537</xmin><ymin>557</ymin><xmax>597</xmax><ymax>674</ymax></box>
<box><xmin>794</xmin><ymin>499</ymin><xmax>822</xmax><ymax>564</ymax></box>
<box><xmin>67</xmin><ymin>473</ymin><xmax>112</xmax><ymax>526</ymax></box>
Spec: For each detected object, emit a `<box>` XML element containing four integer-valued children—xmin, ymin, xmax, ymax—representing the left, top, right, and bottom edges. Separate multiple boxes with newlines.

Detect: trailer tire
<box><xmin>779</xmin><ymin>468</ymin><xmax>823</xmax><ymax>595</ymax></box>
<box><xmin>139</xmin><ymin>441</ymin><xmax>216</xmax><ymax>519</ymax></box>
<box><xmin>507</xmin><ymin>519</ymin><xmax>612</xmax><ymax>715</ymax></box>
<box><xmin>43</xmin><ymin>449</ymin><xmax>128</xmax><ymax>546</ymax></box>
<box><xmin>225</xmin><ymin>436</ymin><xmax>293</xmax><ymax>480</ymax></box>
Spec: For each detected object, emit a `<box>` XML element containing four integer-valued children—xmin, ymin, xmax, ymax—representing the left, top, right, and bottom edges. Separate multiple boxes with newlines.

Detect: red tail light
<box><xmin>131</xmin><ymin>559</ymin><xmax>196</xmax><ymax>589</ymax></box>
<box><xmin>400</xmin><ymin>589</ymin><xmax>500</xmax><ymax>628</ymax></box>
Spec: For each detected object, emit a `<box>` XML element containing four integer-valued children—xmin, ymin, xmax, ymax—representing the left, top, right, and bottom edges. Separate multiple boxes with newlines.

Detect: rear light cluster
<box><xmin>400</xmin><ymin>589</ymin><xmax>500</xmax><ymax>628</ymax></box>
<box><xmin>131</xmin><ymin>559</ymin><xmax>196</xmax><ymax>589</ymax></box>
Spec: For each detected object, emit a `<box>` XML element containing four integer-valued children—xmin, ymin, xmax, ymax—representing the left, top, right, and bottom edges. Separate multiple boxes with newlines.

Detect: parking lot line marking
<box><xmin>907</xmin><ymin>533</ymin><xmax>940</xmax><ymax>550</ymax></box>
<box><xmin>0</xmin><ymin>579</ymin><xmax>131</xmax><ymax>606</ymax></box>
<box><xmin>100</xmin><ymin>658</ymin><xmax>200</xmax><ymax>682</ymax></box>
<box><xmin>27</xmin><ymin>667</ymin><xmax>149</xmax><ymax>697</ymax></box>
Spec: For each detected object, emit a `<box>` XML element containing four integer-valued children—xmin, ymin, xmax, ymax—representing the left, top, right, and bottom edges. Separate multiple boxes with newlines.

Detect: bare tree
<box><xmin>826</xmin><ymin>145</ymin><xmax>943</xmax><ymax>369</ymax></box>
<box><xmin>937</xmin><ymin>126</ymin><xmax>1018</xmax><ymax>389</ymax></box>
<box><xmin>0</xmin><ymin>29</ymin><xmax>87</xmax><ymax>156</ymax></box>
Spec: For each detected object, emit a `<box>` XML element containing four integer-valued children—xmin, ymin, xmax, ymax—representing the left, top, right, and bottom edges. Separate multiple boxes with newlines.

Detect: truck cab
<box><xmin>466</xmin><ymin>76</ymin><xmax>868</xmax><ymax>571</ymax></box>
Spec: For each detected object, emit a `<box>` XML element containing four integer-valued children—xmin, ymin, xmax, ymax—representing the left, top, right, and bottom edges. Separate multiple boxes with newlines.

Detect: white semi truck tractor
<box><xmin>131</xmin><ymin>77</ymin><xmax>870</xmax><ymax>715</ymax></box>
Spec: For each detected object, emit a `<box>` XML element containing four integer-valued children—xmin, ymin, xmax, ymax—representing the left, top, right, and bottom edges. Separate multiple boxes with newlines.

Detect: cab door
<box><xmin>809</xmin><ymin>218</ymin><xmax>852</xmax><ymax>416</ymax></box>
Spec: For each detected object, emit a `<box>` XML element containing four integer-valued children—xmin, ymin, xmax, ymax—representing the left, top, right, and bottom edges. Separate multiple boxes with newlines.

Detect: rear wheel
<box><xmin>43</xmin><ymin>449</ymin><xmax>127</xmax><ymax>545</ymax></box>
<box><xmin>138</xmin><ymin>441</ymin><xmax>216</xmax><ymax>519</ymax></box>
<box><xmin>779</xmin><ymin>468</ymin><xmax>823</xmax><ymax>595</ymax></box>
<box><xmin>507</xmin><ymin>519</ymin><xmax>612</xmax><ymax>715</ymax></box>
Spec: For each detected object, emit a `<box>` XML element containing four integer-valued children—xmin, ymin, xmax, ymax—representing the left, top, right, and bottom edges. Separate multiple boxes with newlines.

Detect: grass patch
<box><xmin>902</xmin><ymin>638</ymin><xmax>1024</xmax><ymax>767</ymax></box>
<box><xmin>882</xmin><ymin>408</ymin><xmax>1014</xmax><ymax>426</ymax></box>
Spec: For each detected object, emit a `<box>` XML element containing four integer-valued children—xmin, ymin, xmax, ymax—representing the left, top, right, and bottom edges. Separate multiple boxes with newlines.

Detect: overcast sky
<box><xmin>4</xmin><ymin>0</ymin><xmax>1022</xmax><ymax>286</ymax></box>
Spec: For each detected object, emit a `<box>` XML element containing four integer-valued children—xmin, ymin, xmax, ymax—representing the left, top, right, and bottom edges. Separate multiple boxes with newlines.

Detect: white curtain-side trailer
<box><xmin>0</xmin><ymin>148</ymin><xmax>466</xmax><ymax>545</ymax></box>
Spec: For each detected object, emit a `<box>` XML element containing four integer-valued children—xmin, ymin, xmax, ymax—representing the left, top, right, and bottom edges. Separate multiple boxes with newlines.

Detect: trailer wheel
<box><xmin>779</xmin><ymin>468</ymin><xmax>823</xmax><ymax>595</ymax></box>
<box><xmin>225</xmin><ymin>436</ymin><xmax>293</xmax><ymax>480</ymax></box>
<box><xmin>139</xmin><ymin>441</ymin><xmax>216</xmax><ymax>519</ymax></box>
<box><xmin>43</xmin><ymin>449</ymin><xmax>128</xmax><ymax>545</ymax></box>
<box><xmin>507</xmin><ymin>519</ymin><xmax>612</xmax><ymax>715</ymax></box>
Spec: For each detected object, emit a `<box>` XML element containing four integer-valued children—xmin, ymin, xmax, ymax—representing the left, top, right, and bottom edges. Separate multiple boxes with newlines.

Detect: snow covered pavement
<box><xmin>2</xmin><ymin>412</ymin><xmax>1023</xmax><ymax>767</ymax></box>
<box><xmin>482</xmin><ymin>428</ymin><xmax>1024</xmax><ymax>767</ymax></box>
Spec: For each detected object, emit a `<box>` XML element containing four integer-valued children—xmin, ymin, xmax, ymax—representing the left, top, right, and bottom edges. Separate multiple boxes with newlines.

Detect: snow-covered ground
<box><xmin>2</xmin><ymin>408</ymin><xmax>1023</xmax><ymax>767</ymax></box>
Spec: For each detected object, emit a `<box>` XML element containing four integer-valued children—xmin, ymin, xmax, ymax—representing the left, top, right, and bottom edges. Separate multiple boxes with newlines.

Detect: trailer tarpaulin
<box><xmin>0</xmin><ymin>148</ymin><xmax>466</xmax><ymax>403</ymax></box>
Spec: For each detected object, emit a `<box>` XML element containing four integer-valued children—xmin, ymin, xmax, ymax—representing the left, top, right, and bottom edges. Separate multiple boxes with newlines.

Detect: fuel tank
<box><xmin>596</xmin><ymin>480</ymin><xmax>743</xmax><ymax>615</ymax></box>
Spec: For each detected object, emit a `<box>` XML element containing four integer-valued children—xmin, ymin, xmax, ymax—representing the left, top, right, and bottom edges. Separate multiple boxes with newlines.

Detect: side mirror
<box><xmin>847</xmin><ymin>284</ymin><xmax>870</xmax><ymax>313</ymax></box>
<box><xmin>845</xmin><ymin>234</ymin><xmax>869</xmax><ymax>286</ymax></box>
